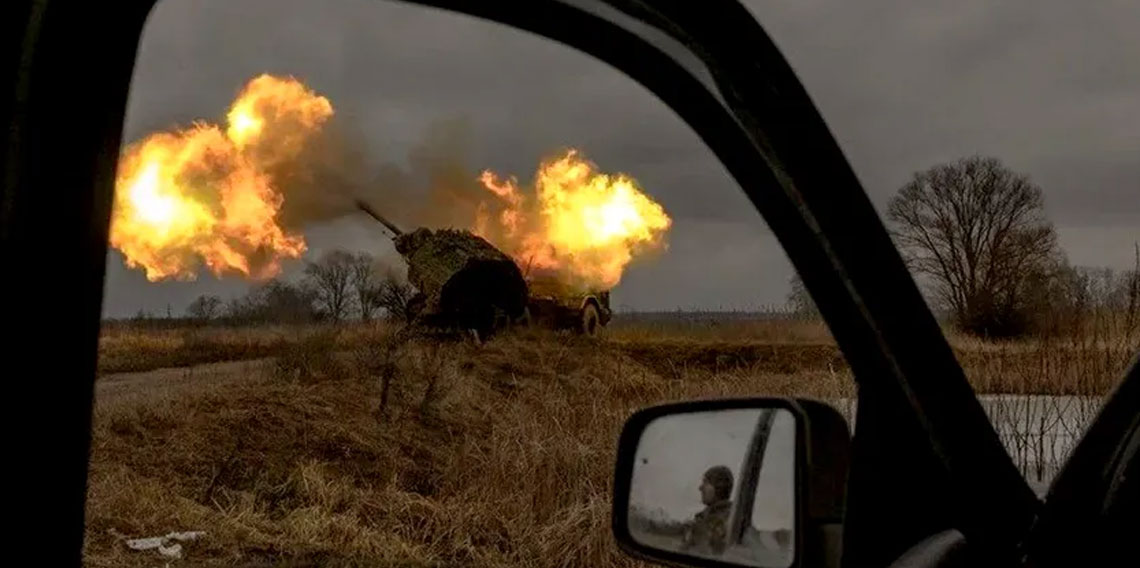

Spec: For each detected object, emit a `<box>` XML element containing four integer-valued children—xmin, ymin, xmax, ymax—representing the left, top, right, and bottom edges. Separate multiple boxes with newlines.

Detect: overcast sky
<box><xmin>103</xmin><ymin>0</ymin><xmax>1138</xmax><ymax>317</ymax></box>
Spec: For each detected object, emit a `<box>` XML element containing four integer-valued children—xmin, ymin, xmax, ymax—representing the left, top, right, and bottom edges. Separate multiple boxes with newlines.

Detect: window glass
<box><xmin>92</xmin><ymin>2</ymin><xmax>837</xmax><ymax>566</ymax></box>
<box><xmin>88</xmin><ymin>1</ymin><xmax>1138</xmax><ymax>566</ymax></box>
<box><xmin>748</xmin><ymin>0</ymin><xmax>1140</xmax><ymax>494</ymax></box>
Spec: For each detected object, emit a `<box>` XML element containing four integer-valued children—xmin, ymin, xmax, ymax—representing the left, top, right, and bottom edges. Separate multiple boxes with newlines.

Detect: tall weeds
<box><xmin>87</xmin><ymin>312</ymin><xmax>1137</xmax><ymax>564</ymax></box>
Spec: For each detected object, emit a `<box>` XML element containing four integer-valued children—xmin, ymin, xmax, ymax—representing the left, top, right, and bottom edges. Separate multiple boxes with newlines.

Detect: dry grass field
<box><xmin>85</xmin><ymin>316</ymin><xmax>1136</xmax><ymax>567</ymax></box>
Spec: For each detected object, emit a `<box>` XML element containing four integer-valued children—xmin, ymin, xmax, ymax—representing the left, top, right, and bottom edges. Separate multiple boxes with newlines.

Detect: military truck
<box><xmin>357</xmin><ymin>200</ymin><xmax>611</xmax><ymax>339</ymax></box>
<box><xmin>523</xmin><ymin>270</ymin><xmax>613</xmax><ymax>336</ymax></box>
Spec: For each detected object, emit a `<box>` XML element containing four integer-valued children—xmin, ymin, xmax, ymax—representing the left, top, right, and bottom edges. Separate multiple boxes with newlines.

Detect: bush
<box><xmin>273</xmin><ymin>329</ymin><xmax>344</xmax><ymax>382</ymax></box>
<box><xmin>226</xmin><ymin>279</ymin><xmax>323</xmax><ymax>325</ymax></box>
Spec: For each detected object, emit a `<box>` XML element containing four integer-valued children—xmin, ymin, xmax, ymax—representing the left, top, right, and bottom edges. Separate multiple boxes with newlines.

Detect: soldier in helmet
<box><xmin>680</xmin><ymin>465</ymin><xmax>735</xmax><ymax>555</ymax></box>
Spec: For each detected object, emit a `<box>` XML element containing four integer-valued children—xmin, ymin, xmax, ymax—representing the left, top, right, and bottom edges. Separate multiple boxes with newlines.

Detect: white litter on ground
<box><xmin>125</xmin><ymin>531</ymin><xmax>206</xmax><ymax>560</ymax></box>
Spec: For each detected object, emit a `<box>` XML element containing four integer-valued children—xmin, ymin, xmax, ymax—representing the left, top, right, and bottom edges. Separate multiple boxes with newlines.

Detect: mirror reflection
<box><xmin>627</xmin><ymin>408</ymin><xmax>796</xmax><ymax>567</ymax></box>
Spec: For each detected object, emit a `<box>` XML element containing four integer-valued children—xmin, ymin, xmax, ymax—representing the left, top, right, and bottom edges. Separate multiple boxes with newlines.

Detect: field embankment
<box><xmin>85</xmin><ymin>318</ymin><xmax>1135</xmax><ymax>566</ymax></box>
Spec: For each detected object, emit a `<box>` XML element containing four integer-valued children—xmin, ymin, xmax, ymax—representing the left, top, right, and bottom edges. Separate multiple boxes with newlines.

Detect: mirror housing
<box><xmin>613</xmin><ymin>398</ymin><xmax>850</xmax><ymax>568</ymax></box>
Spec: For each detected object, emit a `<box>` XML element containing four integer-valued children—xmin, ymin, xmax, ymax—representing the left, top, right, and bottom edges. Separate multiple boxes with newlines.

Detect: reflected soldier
<box><xmin>637</xmin><ymin>465</ymin><xmax>735</xmax><ymax>556</ymax></box>
<box><xmin>680</xmin><ymin>465</ymin><xmax>734</xmax><ymax>555</ymax></box>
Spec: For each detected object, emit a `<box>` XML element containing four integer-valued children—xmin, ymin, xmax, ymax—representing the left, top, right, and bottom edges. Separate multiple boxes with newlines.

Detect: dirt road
<box><xmin>95</xmin><ymin>358</ymin><xmax>273</xmax><ymax>408</ymax></box>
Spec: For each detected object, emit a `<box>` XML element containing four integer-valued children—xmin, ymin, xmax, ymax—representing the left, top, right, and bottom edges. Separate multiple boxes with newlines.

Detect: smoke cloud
<box><xmin>270</xmin><ymin>121</ymin><xmax>377</xmax><ymax>228</ymax></box>
<box><xmin>271</xmin><ymin>115</ymin><xmax>487</xmax><ymax>235</ymax></box>
<box><xmin>357</xmin><ymin>117</ymin><xmax>488</xmax><ymax>232</ymax></box>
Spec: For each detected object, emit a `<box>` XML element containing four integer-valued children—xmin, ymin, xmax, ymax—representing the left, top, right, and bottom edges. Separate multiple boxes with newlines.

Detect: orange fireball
<box><xmin>475</xmin><ymin>150</ymin><xmax>671</xmax><ymax>291</ymax></box>
<box><xmin>110</xmin><ymin>74</ymin><xmax>331</xmax><ymax>281</ymax></box>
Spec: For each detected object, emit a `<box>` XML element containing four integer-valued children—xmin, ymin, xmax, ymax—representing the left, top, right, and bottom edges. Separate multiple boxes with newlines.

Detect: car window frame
<box><xmin>4</xmin><ymin>1</ymin><xmax>1137</xmax><ymax>566</ymax></box>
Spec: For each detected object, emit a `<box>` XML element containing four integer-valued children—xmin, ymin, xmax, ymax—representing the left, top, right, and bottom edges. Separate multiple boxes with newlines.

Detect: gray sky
<box><xmin>103</xmin><ymin>0</ymin><xmax>1138</xmax><ymax>317</ymax></box>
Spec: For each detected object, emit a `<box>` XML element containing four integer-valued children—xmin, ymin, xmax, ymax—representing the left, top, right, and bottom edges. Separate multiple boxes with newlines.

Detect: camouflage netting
<box><xmin>395</xmin><ymin>228</ymin><xmax>528</xmax><ymax>332</ymax></box>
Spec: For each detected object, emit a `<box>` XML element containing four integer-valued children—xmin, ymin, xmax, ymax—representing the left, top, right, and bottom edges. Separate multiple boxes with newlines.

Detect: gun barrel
<box><xmin>355</xmin><ymin>199</ymin><xmax>404</xmax><ymax>236</ymax></box>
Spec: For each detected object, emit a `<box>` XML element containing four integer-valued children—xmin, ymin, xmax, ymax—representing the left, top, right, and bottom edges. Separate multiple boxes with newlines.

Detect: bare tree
<box><xmin>258</xmin><ymin>279</ymin><xmax>321</xmax><ymax>323</ymax></box>
<box><xmin>377</xmin><ymin>270</ymin><xmax>416</xmax><ymax>322</ymax></box>
<box><xmin>348</xmin><ymin>253</ymin><xmax>383</xmax><ymax>321</ymax></box>
<box><xmin>186</xmin><ymin>294</ymin><xmax>222</xmax><ymax>321</ymax></box>
<box><xmin>304</xmin><ymin>250</ymin><xmax>355</xmax><ymax>323</ymax></box>
<box><xmin>887</xmin><ymin>156</ymin><xmax>1061</xmax><ymax>336</ymax></box>
<box><xmin>224</xmin><ymin>280</ymin><xmax>320</xmax><ymax>324</ymax></box>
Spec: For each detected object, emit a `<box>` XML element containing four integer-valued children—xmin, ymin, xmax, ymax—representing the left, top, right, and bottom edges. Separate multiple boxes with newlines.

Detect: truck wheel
<box><xmin>581</xmin><ymin>304</ymin><xmax>600</xmax><ymax>336</ymax></box>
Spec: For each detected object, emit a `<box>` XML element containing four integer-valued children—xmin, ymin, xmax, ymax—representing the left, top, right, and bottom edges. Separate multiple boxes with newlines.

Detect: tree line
<box><xmin>788</xmin><ymin>155</ymin><xmax>1139</xmax><ymax>338</ymax></box>
<box><xmin>186</xmin><ymin>251</ymin><xmax>415</xmax><ymax>325</ymax></box>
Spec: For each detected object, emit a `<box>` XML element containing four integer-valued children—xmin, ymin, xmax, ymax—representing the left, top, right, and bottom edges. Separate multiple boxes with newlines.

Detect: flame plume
<box><xmin>110</xmin><ymin>74</ymin><xmax>331</xmax><ymax>281</ymax></box>
<box><xmin>475</xmin><ymin>150</ymin><xmax>671</xmax><ymax>291</ymax></box>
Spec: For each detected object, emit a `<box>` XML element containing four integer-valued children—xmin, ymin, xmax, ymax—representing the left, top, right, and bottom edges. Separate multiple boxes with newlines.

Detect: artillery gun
<box><xmin>356</xmin><ymin>200</ymin><xmax>611</xmax><ymax>339</ymax></box>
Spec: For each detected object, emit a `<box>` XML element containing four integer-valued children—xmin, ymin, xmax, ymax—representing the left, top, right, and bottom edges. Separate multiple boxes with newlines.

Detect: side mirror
<box><xmin>613</xmin><ymin>398</ymin><xmax>850</xmax><ymax>568</ymax></box>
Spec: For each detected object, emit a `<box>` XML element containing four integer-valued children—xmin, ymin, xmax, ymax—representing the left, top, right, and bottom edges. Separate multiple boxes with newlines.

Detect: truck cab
<box><xmin>525</xmin><ymin>273</ymin><xmax>613</xmax><ymax>336</ymax></box>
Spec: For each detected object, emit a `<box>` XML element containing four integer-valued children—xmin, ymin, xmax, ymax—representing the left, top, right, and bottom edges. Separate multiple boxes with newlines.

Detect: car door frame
<box><xmin>3</xmin><ymin>1</ymin><xmax>1136</xmax><ymax>566</ymax></box>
